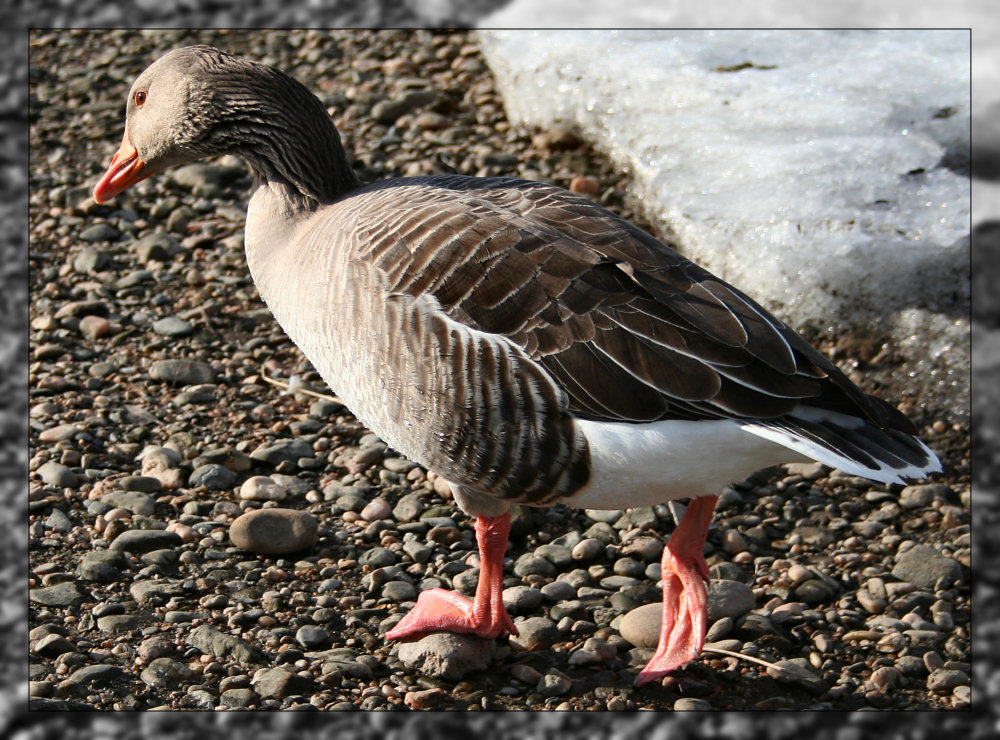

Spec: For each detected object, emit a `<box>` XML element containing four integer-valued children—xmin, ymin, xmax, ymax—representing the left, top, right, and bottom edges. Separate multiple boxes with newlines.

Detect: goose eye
<box><xmin>134</xmin><ymin>90</ymin><xmax>146</xmax><ymax>107</ymax></box>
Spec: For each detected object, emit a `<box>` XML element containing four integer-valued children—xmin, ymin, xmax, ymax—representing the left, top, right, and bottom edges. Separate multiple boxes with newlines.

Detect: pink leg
<box><xmin>386</xmin><ymin>513</ymin><xmax>518</xmax><ymax>640</ymax></box>
<box><xmin>636</xmin><ymin>495</ymin><xmax>718</xmax><ymax>686</ymax></box>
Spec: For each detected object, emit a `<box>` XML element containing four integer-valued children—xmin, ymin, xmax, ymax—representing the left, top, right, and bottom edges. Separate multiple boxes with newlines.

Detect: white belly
<box><xmin>569</xmin><ymin>418</ymin><xmax>809</xmax><ymax>510</ymax></box>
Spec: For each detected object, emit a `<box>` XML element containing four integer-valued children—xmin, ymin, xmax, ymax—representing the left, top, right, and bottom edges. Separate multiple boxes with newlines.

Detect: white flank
<box><xmin>570</xmin><ymin>418</ymin><xmax>810</xmax><ymax>510</ymax></box>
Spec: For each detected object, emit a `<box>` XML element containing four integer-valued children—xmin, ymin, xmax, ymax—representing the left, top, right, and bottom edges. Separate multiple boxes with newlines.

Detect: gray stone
<box><xmin>67</xmin><ymin>664</ymin><xmax>128</xmax><ymax>687</ymax></box>
<box><xmin>36</xmin><ymin>461</ymin><xmax>78</xmax><ymax>488</ymax></box>
<box><xmin>189</xmin><ymin>463</ymin><xmax>237</xmax><ymax>490</ymax></box>
<box><xmin>141</xmin><ymin>658</ymin><xmax>194</xmax><ymax>688</ymax></box>
<box><xmin>97</xmin><ymin>615</ymin><xmax>143</xmax><ymax>632</ymax></box>
<box><xmin>540</xmin><ymin>580</ymin><xmax>577</xmax><ymax>602</ymax></box>
<box><xmin>537</xmin><ymin>668</ymin><xmax>572</xmax><ymax>697</ymax></box>
<box><xmin>707</xmin><ymin>579</ymin><xmax>756</xmax><ymax>620</ymax></box>
<box><xmin>76</xmin><ymin>551</ymin><xmax>126</xmax><ymax>583</ymax></box>
<box><xmin>101</xmin><ymin>490</ymin><xmax>156</xmax><ymax>515</ymax></box>
<box><xmin>674</xmin><ymin>697</ymin><xmax>714</xmax><ymax>710</ymax></box>
<box><xmin>239</xmin><ymin>475</ymin><xmax>287</xmax><ymax>501</ymax></box>
<box><xmin>402</xmin><ymin>540</ymin><xmax>433</xmax><ymax>564</ymax></box>
<box><xmin>45</xmin><ymin>508</ymin><xmax>73</xmax><ymax>532</ymax></box>
<box><xmin>767</xmin><ymin>658</ymin><xmax>828</xmax><ymax>695</ymax></box>
<box><xmin>513</xmin><ymin>553</ymin><xmax>557</xmax><ymax>578</ymax></box>
<box><xmin>892</xmin><ymin>545</ymin><xmax>963</xmax><ymax>589</ymax></box>
<box><xmin>382</xmin><ymin>580</ymin><xmax>417</xmax><ymax>602</ymax></box>
<box><xmin>73</xmin><ymin>246</ymin><xmax>110</xmax><ymax>274</ymax></box>
<box><xmin>249</xmin><ymin>439</ymin><xmax>314</xmax><ymax>465</ymax></box>
<box><xmin>229</xmin><ymin>508</ymin><xmax>318</xmax><ymax>555</ymax></box>
<box><xmin>296</xmin><ymin>625</ymin><xmax>331</xmax><ymax>650</ymax></box>
<box><xmin>571</xmin><ymin>537</ymin><xmax>605</xmax><ymax>561</ymax></box>
<box><xmin>615</xmin><ymin>506</ymin><xmax>659</xmax><ymax>531</ymax></box>
<box><xmin>29</xmin><ymin>582</ymin><xmax>87</xmax><ymax>607</ymax></box>
<box><xmin>899</xmin><ymin>484</ymin><xmax>949</xmax><ymax>509</ymax></box>
<box><xmin>509</xmin><ymin>616</ymin><xmax>561</xmax><ymax>652</ymax></box>
<box><xmin>188</xmin><ymin>624</ymin><xmax>266</xmax><ymax>664</ymax></box>
<box><xmin>80</xmin><ymin>223</ymin><xmax>119</xmax><ymax>242</ymax></box>
<box><xmin>182</xmin><ymin>690</ymin><xmax>218</xmax><ymax>710</ymax></box>
<box><xmin>503</xmin><ymin>585</ymin><xmax>544</xmax><ymax>614</ymax></box>
<box><xmin>149</xmin><ymin>359</ymin><xmax>216</xmax><ymax>385</ymax></box>
<box><xmin>152</xmin><ymin>316</ymin><xmax>194</xmax><ymax>336</ymax></box>
<box><xmin>110</xmin><ymin>528</ymin><xmax>182</xmax><ymax>553</ymax></box>
<box><xmin>33</xmin><ymin>633</ymin><xmax>79</xmax><ymax>658</ymax></box>
<box><xmin>131</xmin><ymin>232</ymin><xmax>177</xmax><ymax>261</ymax></box>
<box><xmin>251</xmin><ymin>666</ymin><xmax>315</xmax><ymax>699</ymax></box>
<box><xmin>534</xmin><ymin>544</ymin><xmax>573</xmax><ymax>568</ymax></box>
<box><xmin>221</xmin><ymin>688</ymin><xmax>258</xmax><ymax>708</ymax></box>
<box><xmin>393</xmin><ymin>492</ymin><xmax>426</xmax><ymax>521</ymax></box>
<box><xmin>927</xmin><ymin>668</ymin><xmax>970</xmax><ymax>692</ymax></box>
<box><xmin>394</xmin><ymin>632</ymin><xmax>494</xmax><ymax>681</ymax></box>
<box><xmin>795</xmin><ymin>578</ymin><xmax>836</xmax><ymax>605</ymax></box>
<box><xmin>618</xmin><ymin>602</ymin><xmax>660</xmax><ymax>648</ymax></box>
<box><xmin>129</xmin><ymin>579</ymin><xmax>184</xmax><ymax>605</ymax></box>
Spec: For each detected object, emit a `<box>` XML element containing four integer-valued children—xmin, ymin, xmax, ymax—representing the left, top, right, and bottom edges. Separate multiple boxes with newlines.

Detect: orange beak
<box><xmin>93</xmin><ymin>130</ymin><xmax>149</xmax><ymax>203</ymax></box>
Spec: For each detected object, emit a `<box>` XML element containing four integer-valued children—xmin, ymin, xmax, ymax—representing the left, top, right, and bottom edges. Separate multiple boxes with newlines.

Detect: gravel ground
<box><xmin>26</xmin><ymin>28</ymin><xmax>973</xmax><ymax>718</ymax></box>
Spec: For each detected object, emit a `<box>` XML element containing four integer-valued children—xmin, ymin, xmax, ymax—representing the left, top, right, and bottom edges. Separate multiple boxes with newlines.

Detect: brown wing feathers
<box><xmin>350</xmin><ymin>176</ymin><xmax>891</xmax><ymax>429</ymax></box>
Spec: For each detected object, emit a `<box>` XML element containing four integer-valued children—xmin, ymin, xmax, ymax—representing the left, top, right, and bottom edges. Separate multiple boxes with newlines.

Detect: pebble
<box><xmin>514</xmin><ymin>553</ymin><xmax>557</xmax><ymax>577</ymax></box>
<box><xmin>102</xmin><ymin>490</ymin><xmax>156</xmax><ymax>514</ymax></box>
<box><xmin>188</xmin><ymin>625</ymin><xmax>265</xmax><ymax>664</ymax></box>
<box><xmin>131</xmin><ymin>232</ymin><xmax>177</xmax><ymax>261</ymax></box>
<box><xmin>80</xmin><ymin>223</ymin><xmax>119</xmax><ymax>242</ymax></box>
<box><xmin>221</xmin><ymin>688</ymin><xmax>257</xmax><ymax>708</ymax></box>
<box><xmin>404</xmin><ymin>687</ymin><xmax>446</xmax><ymax>709</ymax></box>
<box><xmin>109</xmin><ymin>529</ymin><xmax>183</xmax><ymax>553</ymax></box>
<box><xmin>509</xmin><ymin>616</ymin><xmax>560</xmax><ymax>651</ymax></box>
<box><xmin>674</xmin><ymin>697</ymin><xmax>713</xmax><ymax>710</ymax></box>
<box><xmin>36</xmin><ymin>461</ymin><xmax>78</xmax><ymax>488</ymax></box>
<box><xmin>141</xmin><ymin>658</ymin><xmax>194</xmax><ymax>689</ymax></box>
<box><xmin>76</xmin><ymin>551</ymin><xmax>126</xmax><ymax>583</ymax></box>
<box><xmin>503</xmin><ymin>585</ymin><xmax>544</xmax><ymax>613</ymax></box>
<box><xmin>360</xmin><ymin>497</ymin><xmax>393</xmax><ymax>521</ymax></box>
<box><xmin>295</xmin><ymin>625</ymin><xmax>331</xmax><ymax>650</ymax></box>
<box><xmin>537</xmin><ymin>668</ymin><xmax>572</xmax><ymax>697</ymax></box>
<box><xmin>148</xmin><ymin>359</ymin><xmax>217</xmax><ymax>385</ymax></box>
<box><xmin>891</xmin><ymin>545</ymin><xmax>963</xmax><ymax>589</ymax></box>
<box><xmin>78</xmin><ymin>315</ymin><xmax>112</xmax><ymax>339</ymax></box>
<box><xmin>540</xmin><ymin>580</ymin><xmax>577</xmax><ymax>602</ymax></box>
<box><xmin>706</xmin><ymin>579</ymin><xmax>756</xmax><ymax>620</ymax></box>
<box><xmin>899</xmin><ymin>483</ymin><xmax>948</xmax><ymax>509</ymax></box>
<box><xmin>394</xmin><ymin>633</ymin><xmax>494</xmax><ymax>680</ymax></box>
<box><xmin>66</xmin><ymin>664</ymin><xmax>128</xmax><ymax>688</ymax></box>
<box><xmin>571</xmin><ymin>537</ymin><xmax>604</xmax><ymax>561</ymax></box>
<box><xmin>239</xmin><ymin>475</ymin><xmax>289</xmax><ymax>501</ymax></box>
<box><xmin>251</xmin><ymin>666</ymin><xmax>315</xmax><ymax>699</ymax></box>
<box><xmin>569</xmin><ymin>175</ymin><xmax>600</xmax><ymax>195</ymax></box>
<box><xmin>382</xmin><ymin>580</ymin><xmax>417</xmax><ymax>602</ymax></box>
<box><xmin>151</xmin><ymin>317</ymin><xmax>194</xmax><ymax>337</ymax></box>
<box><xmin>188</xmin><ymin>463</ymin><xmax>237</xmax><ymax>490</ymax></box>
<box><xmin>229</xmin><ymin>508</ymin><xmax>318</xmax><ymax>555</ymax></box>
<box><xmin>37</xmin><ymin>423</ymin><xmax>81</xmax><ymax>443</ymax></box>
<box><xmin>532</xmin><ymin>125</ymin><xmax>582</xmax><ymax>151</ymax></box>
<box><xmin>617</xmin><ymin>603</ymin><xmax>660</xmax><ymax>648</ymax></box>
<box><xmin>926</xmin><ymin>668</ymin><xmax>970</xmax><ymax>692</ymax></box>
<box><xmin>33</xmin><ymin>634</ymin><xmax>79</xmax><ymax>658</ymax></box>
<box><xmin>248</xmin><ymin>439</ymin><xmax>315</xmax><ymax>465</ymax></box>
<box><xmin>767</xmin><ymin>658</ymin><xmax>828</xmax><ymax>695</ymax></box>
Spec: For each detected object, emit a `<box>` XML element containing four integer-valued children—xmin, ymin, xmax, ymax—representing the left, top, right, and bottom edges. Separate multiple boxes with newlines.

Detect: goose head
<box><xmin>94</xmin><ymin>45</ymin><xmax>357</xmax><ymax>205</ymax></box>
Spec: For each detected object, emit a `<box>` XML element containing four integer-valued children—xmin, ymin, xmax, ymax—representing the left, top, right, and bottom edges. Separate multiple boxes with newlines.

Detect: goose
<box><xmin>93</xmin><ymin>45</ymin><xmax>941</xmax><ymax>685</ymax></box>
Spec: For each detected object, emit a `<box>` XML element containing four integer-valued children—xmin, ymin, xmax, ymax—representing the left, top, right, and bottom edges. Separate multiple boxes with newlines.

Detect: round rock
<box><xmin>229</xmin><ymin>508</ymin><xmax>318</xmax><ymax>555</ymax></box>
<box><xmin>892</xmin><ymin>545</ymin><xmax>963</xmax><ymax>589</ymax></box>
<box><xmin>618</xmin><ymin>602</ymin><xmax>660</xmax><ymax>648</ymax></box>
<box><xmin>394</xmin><ymin>632</ymin><xmax>494</xmax><ymax>681</ymax></box>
